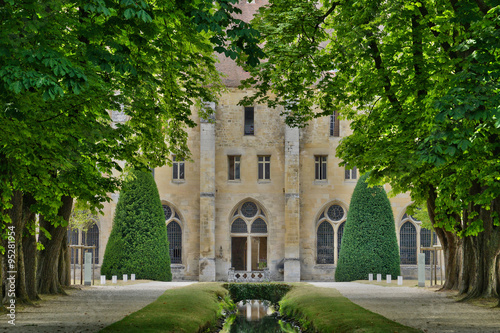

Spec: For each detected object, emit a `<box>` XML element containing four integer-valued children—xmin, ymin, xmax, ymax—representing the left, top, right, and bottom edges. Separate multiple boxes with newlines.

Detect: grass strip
<box><xmin>280</xmin><ymin>283</ymin><xmax>422</xmax><ymax>333</ymax></box>
<box><xmin>100</xmin><ymin>283</ymin><xmax>227</xmax><ymax>333</ymax></box>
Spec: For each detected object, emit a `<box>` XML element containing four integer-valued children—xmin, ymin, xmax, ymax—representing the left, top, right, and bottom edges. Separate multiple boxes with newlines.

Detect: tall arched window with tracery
<box><xmin>230</xmin><ymin>201</ymin><xmax>268</xmax><ymax>271</ymax></box>
<box><xmin>82</xmin><ymin>224</ymin><xmax>100</xmax><ymax>264</ymax></box>
<box><xmin>337</xmin><ymin>222</ymin><xmax>345</xmax><ymax>258</ymax></box>
<box><xmin>163</xmin><ymin>203</ymin><xmax>183</xmax><ymax>264</ymax></box>
<box><xmin>317</xmin><ymin>222</ymin><xmax>334</xmax><ymax>264</ymax></box>
<box><xmin>67</xmin><ymin>229</ymin><xmax>79</xmax><ymax>264</ymax></box>
<box><xmin>316</xmin><ymin>203</ymin><xmax>347</xmax><ymax>264</ymax></box>
<box><xmin>400</xmin><ymin>220</ymin><xmax>417</xmax><ymax>264</ymax></box>
<box><xmin>420</xmin><ymin>228</ymin><xmax>438</xmax><ymax>265</ymax></box>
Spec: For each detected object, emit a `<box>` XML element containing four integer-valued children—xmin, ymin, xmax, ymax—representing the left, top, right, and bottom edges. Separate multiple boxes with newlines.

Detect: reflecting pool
<box><xmin>224</xmin><ymin>300</ymin><xmax>301</xmax><ymax>333</ymax></box>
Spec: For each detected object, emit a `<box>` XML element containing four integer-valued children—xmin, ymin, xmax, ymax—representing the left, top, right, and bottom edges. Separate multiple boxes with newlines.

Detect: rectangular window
<box><xmin>330</xmin><ymin>111</ymin><xmax>340</xmax><ymax>137</ymax></box>
<box><xmin>345</xmin><ymin>166</ymin><xmax>357</xmax><ymax>180</ymax></box>
<box><xmin>228</xmin><ymin>156</ymin><xmax>241</xmax><ymax>180</ymax></box>
<box><xmin>315</xmin><ymin>156</ymin><xmax>327</xmax><ymax>180</ymax></box>
<box><xmin>258</xmin><ymin>155</ymin><xmax>271</xmax><ymax>180</ymax></box>
<box><xmin>172</xmin><ymin>156</ymin><xmax>185</xmax><ymax>180</ymax></box>
<box><xmin>244</xmin><ymin>107</ymin><xmax>254</xmax><ymax>135</ymax></box>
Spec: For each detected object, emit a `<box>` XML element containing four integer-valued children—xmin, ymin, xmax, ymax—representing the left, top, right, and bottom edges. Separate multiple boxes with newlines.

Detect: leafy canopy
<box><xmin>241</xmin><ymin>0</ymin><xmax>500</xmax><ymax>237</ymax></box>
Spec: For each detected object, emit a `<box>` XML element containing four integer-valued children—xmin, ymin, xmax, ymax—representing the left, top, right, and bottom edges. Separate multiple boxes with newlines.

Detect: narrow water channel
<box><xmin>224</xmin><ymin>300</ymin><xmax>301</xmax><ymax>333</ymax></box>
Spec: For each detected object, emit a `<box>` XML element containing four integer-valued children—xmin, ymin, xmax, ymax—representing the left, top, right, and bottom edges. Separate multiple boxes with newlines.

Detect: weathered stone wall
<box><xmin>214</xmin><ymin>88</ymin><xmax>287</xmax><ymax>281</ymax></box>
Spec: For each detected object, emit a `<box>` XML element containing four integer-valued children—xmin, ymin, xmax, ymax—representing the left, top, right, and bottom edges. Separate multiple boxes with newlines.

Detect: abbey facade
<box><xmin>73</xmin><ymin>0</ymin><xmax>437</xmax><ymax>282</ymax></box>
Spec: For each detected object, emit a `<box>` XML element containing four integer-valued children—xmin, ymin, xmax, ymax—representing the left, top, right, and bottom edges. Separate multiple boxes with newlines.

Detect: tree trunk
<box><xmin>23</xmin><ymin>220</ymin><xmax>39</xmax><ymax>301</ymax></box>
<box><xmin>58</xmin><ymin>232</ymin><xmax>71</xmax><ymax>287</ymax></box>
<box><xmin>37</xmin><ymin>196</ymin><xmax>73</xmax><ymax>295</ymax></box>
<box><xmin>1</xmin><ymin>190</ymin><xmax>32</xmax><ymax>304</ymax></box>
<box><xmin>459</xmin><ymin>203</ymin><xmax>500</xmax><ymax>301</ymax></box>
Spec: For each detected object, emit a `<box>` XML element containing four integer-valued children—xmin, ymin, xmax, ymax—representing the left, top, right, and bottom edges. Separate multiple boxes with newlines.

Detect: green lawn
<box><xmin>101</xmin><ymin>282</ymin><xmax>422</xmax><ymax>333</ymax></box>
<box><xmin>280</xmin><ymin>283</ymin><xmax>421</xmax><ymax>332</ymax></box>
<box><xmin>100</xmin><ymin>283</ymin><xmax>229</xmax><ymax>333</ymax></box>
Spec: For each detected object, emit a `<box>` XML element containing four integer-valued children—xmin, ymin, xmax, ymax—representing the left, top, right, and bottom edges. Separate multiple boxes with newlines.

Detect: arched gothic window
<box><xmin>337</xmin><ymin>222</ymin><xmax>345</xmax><ymax>257</ymax></box>
<box><xmin>163</xmin><ymin>203</ymin><xmax>183</xmax><ymax>264</ymax></box>
<box><xmin>82</xmin><ymin>224</ymin><xmax>100</xmax><ymax>264</ymax></box>
<box><xmin>230</xmin><ymin>201</ymin><xmax>268</xmax><ymax>271</ymax></box>
<box><xmin>67</xmin><ymin>229</ymin><xmax>79</xmax><ymax>264</ymax></box>
<box><xmin>316</xmin><ymin>202</ymin><xmax>347</xmax><ymax>264</ymax></box>
<box><xmin>400</xmin><ymin>221</ymin><xmax>417</xmax><ymax>264</ymax></box>
<box><xmin>420</xmin><ymin>228</ymin><xmax>438</xmax><ymax>265</ymax></box>
<box><xmin>167</xmin><ymin>221</ymin><xmax>182</xmax><ymax>264</ymax></box>
<box><xmin>317</xmin><ymin>222</ymin><xmax>334</xmax><ymax>264</ymax></box>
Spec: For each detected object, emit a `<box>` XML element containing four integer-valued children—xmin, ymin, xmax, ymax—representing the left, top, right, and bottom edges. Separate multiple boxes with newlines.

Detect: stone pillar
<box><xmin>199</xmin><ymin>103</ymin><xmax>216</xmax><ymax>282</ymax></box>
<box><xmin>247</xmin><ymin>236</ymin><xmax>252</xmax><ymax>272</ymax></box>
<box><xmin>284</xmin><ymin>125</ymin><xmax>301</xmax><ymax>282</ymax></box>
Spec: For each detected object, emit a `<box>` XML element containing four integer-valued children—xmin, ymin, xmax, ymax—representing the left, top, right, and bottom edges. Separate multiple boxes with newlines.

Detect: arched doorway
<box><xmin>230</xmin><ymin>201</ymin><xmax>268</xmax><ymax>271</ymax></box>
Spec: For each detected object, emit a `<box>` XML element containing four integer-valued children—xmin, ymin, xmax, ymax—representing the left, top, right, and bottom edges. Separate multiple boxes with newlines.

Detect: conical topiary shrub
<box><xmin>101</xmin><ymin>169</ymin><xmax>171</xmax><ymax>281</ymax></box>
<box><xmin>335</xmin><ymin>172</ymin><xmax>400</xmax><ymax>281</ymax></box>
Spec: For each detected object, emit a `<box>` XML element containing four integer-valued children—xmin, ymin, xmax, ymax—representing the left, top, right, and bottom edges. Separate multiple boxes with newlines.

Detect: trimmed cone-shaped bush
<box><xmin>335</xmin><ymin>173</ymin><xmax>400</xmax><ymax>281</ymax></box>
<box><xmin>101</xmin><ymin>169</ymin><xmax>171</xmax><ymax>281</ymax></box>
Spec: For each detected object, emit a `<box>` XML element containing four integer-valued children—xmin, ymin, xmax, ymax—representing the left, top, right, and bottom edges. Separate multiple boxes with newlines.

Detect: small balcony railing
<box><xmin>228</xmin><ymin>268</ymin><xmax>271</xmax><ymax>282</ymax></box>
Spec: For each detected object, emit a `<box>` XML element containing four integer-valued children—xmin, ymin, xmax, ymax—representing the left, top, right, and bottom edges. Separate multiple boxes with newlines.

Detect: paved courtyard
<box><xmin>311</xmin><ymin>282</ymin><xmax>500</xmax><ymax>333</ymax></box>
<box><xmin>1</xmin><ymin>281</ymin><xmax>498</xmax><ymax>332</ymax></box>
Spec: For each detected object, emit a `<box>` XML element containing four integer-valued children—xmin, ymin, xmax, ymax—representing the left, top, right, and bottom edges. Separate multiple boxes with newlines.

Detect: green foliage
<box><xmin>335</xmin><ymin>173</ymin><xmax>400</xmax><ymax>282</ymax></box>
<box><xmin>69</xmin><ymin>200</ymin><xmax>99</xmax><ymax>231</ymax></box>
<box><xmin>243</xmin><ymin>0</ymin><xmax>500</xmax><ymax>237</ymax></box>
<box><xmin>101</xmin><ymin>283</ymin><xmax>228</xmax><ymax>333</ymax></box>
<box><xmin>279</xmin><ymin>284</ymin><xmax>420</xmax><ymax>333</ymax></box>
<box><xmin>223</xmin><ymin>283</ymin><xmax>292</xmax><ymax>306</ymax></box>
<box><xmin>0</xmin><ymin>0</ymin><xmax>263</xmax><ymax>246</ymax></box>
<box><xmin>101</xmin><ymin>169</ymin><xmax>171</xmax><ymax>281</ymax></box>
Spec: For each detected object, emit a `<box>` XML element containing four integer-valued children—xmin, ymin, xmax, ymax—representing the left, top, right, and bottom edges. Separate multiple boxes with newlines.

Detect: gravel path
<box><xmin>0</xmin><ymin>281</ymin><xmax>194</xmax><ymax>333</ymax></box>
<box><xmin>1</xmin><ymin>281</ymin><xmax>498</xmax><ymax>332</ymax></box>
<box><xmin>310</xmin><ymin>282</ymin><xmax>500</xmax><ymax>333</ymax></box>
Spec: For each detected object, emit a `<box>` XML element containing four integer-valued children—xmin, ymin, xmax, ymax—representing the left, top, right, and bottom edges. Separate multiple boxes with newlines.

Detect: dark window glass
<box><xmin>67</xmin><ymin>229</ymin><xmax>79</xmax><ymax>264</ymax></box>
<box><xmin>163</xmin><ymin>205</ymin><xmax>172</xmax><ymax>220</ymax></box>
<box><xmin>167</xmin><ymin>221</ymin><xmax>182</xmax><ymax>264</ymax></box>
<box><xmin>330</xmin><ymin>112</ymin><xmax>340</xmax><ymax>137</ymax></box>
<box><xmin>241</xmin><ymin>202</ymin><xmax>258</xmax><ymax>218</ymax></box>
<box><xmin>82</xmin><ymin>224</ymin><xmax>99</xmax><ymax>264</ymax></box>
<box><xmin>400</xmin><ymin>222</ymin><xmax>417</xmax><ymax>264</ymax></box>
<box><xmin>258</xmin><ymin>156</ymin><xmax>271</xmax><ymax>180</ymax></box>
<box><xmin>420</xmin><ymin>228</ymin><xmax>437</xmax><ymax>265</ymax></box>
<box><xmin>244</xmin><ymin>107</ymin><xmax>254</xmax><ymax>135</ymax></box>
<box><xmin>315</xmin><ymin>156</ymin><xmax>327</xmax><ymax>180</ymax></box>
<box><xmin>345</xmin><ymin>166</ymin><xmax>357</xmax><ymax>180</ymax></box>
<box><xmin>317</xmin><ymin>222</ymin><xmax>334</xmax><ymax>264</ymax></box>
<box><xmin>228</xmin><ymin>156</ymin><xmax>241</xmax><ymax>180</ymax></box>
<box><xmin>251</xmin><ymin>218</ymin><xmax>268</xmax><ymax>233</ymax></box>
<box><xmin>327</xmin><ymin>205</ymin><xmax>344</xmax><ymax>221</ymax></box>
<box><xmin>231</xmin><ymin>218</ymin><xmax>248</xmax><ymax>233</ymax></box>
<box><xmin>173</xmin><ymin>156</ymin><xmax>185</xmax><ymax>180</ymax></box>
<box><xmin>337</xmin><ymin>222</ymin><xmax>345</xmax><ymax>261</ymax></box>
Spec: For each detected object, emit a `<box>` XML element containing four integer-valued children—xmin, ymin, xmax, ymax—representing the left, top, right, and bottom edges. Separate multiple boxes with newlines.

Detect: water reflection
<box><xmin>226</xmin><ymin>300</ymin><xmax>300</xmax><ymax>333</ymax></box>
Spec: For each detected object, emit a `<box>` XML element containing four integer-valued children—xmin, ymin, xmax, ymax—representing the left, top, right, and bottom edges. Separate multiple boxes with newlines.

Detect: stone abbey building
<box><xmin>70</xmin><ymin>0</ymin><xmax>439</xmax><ymax>282</ymax></box>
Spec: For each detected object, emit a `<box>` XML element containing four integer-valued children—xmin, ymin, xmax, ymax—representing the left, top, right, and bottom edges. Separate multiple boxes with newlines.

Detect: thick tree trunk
<box><xmin>22</xmin><ymin>221</ymin><xmax>39</xmax><ymax>301</ymax></box>
<box><xmin>459</xmin><ymin>203</ymin><xmax>500</xmax><ymax>301</ymax></box>
<box><xmin>58</xmin><ymin>232</ymin><xmax>71</xmax><ymax>287</ymax></box>
<box><xmin>37</xmin><ymin>196</ymin><xmax>73</xmax><ymax>295</ymax></box>
<box><xmin>1</xmin><ymin>190</ymin><xmax>32</xmax><ymax>304</ymax></box>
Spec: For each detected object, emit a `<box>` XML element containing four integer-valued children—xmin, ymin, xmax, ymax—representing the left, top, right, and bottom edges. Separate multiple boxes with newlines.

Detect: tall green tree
<box><xmin>335</xmin><ymin>173</ymin><xmax>400</xmax><ymax>282</ymax></box>
<box><xmin>242</xmin><ymin>0</ymin><xmax>500</xmax><ymax>302</ymax></box>
<box><xmin>101</xmin><ymin>169</ymin><xmax>171</xmax><ymax>281</ymax></box>
<box><xmin>0</xmin><ymin>0</ymin><xmax>262</xmax><ymax>302</ymax></box>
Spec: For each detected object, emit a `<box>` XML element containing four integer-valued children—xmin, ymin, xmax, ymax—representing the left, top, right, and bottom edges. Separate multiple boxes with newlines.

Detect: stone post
<box><xmin>84</xmin><ymin>252</ymin><xmax>92</xmax><ymax>286</ymax></box>
<box><xmin>284</xmin><ymin>125</ymin><xmax>301</xmax><ymax>282</ymax></box>
<box><xmin>199</xmin><ymin>102</ymin><xmax>216</xmax><ymax>282</ymax></box>
<box><xmin>418</xmin><ymin>253</ymin><xmax>426</xmax><ymax>287</ymax></box>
